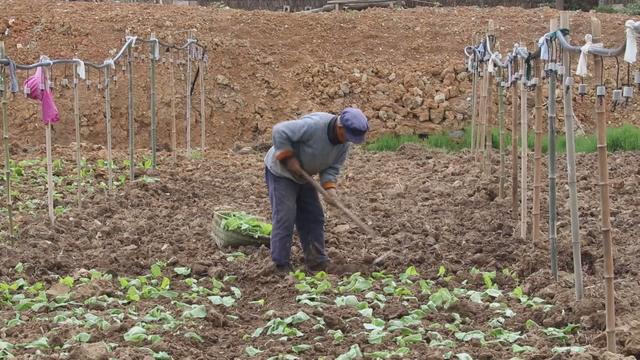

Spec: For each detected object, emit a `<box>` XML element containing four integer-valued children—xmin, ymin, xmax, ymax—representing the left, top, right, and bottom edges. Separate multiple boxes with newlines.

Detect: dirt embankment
<box><xmin>2</xmin><ymin>1</ymin><xmax>639</xmax><ymax>153</ymax></box>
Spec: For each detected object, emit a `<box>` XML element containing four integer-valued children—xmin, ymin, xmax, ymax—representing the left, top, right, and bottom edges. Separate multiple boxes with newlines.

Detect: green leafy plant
<box><xmin>220</xmin><ymin>212</ymin><xmax>272</xmax><ymax>238</ymax></box>
<box><xmin>245</xmin><ymin>346</ymin><xmax>263</xmax><ymax>357</ymax></box>
<box><xmin>124</xmin><ymin>326</ymin><xmax>147</xmax><ymax>342</ymax></box>
<box><xmin>336</xmin><ymin>344</ymin><xmax>363</xmax><ymax>360</ymax></box>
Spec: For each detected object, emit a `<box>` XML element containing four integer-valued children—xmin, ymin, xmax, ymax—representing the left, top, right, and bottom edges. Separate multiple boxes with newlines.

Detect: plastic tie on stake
<box><xmin>635</xmin><ymin>71</ymin><xmax>640</xmax><ymax>85</ymax></box>
<box><xmin>612</xmin><ymin>89</ymin><xmax>623</xmax><ymax>103</ymax></box>
<box><xmin>579</xmin><ymin>83</ymin><xmax>587</xmax><ymax>96</ymax></box>
<box><xmin>557</xmin><ymin>64</ymin><xmax>565</xmax><ymax>75</ymax></box>
<box><xmin>596</xmin><ymin>85</ymin><xmax>606</xmax><ymax>97</ymax></box>
<box><xmin>623</xmin><ymin>85</ymin><xmax>633</xmax><ymax>98</ymax></box>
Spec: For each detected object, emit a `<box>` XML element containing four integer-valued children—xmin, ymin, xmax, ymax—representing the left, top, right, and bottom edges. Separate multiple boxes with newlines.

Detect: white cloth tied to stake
<box><xmin>538</xmin><ymin>34</ymin><xmax>550</xmax><ymax>61</ymax></box>
<box><xmin>73</xmin><ymin>58</ymin><xmax>86</xmax><ymax>80</ymax></box>
<box><xmin>576</xmin><ymin>34</ymin><xmax>603</xmax><ymax>77</ymax></box>
<box><xmin>624</xmin><ymin>20</ymin><xmax>638</xmax><ymax>64</ymax></box>
<box><xmin>150</xmin><ymin>35</ymin><xmax>161</xmax><ymax>61</ymax></box>
<box><xmin>488</xmin><ymin>52</ymin><xmax>501</xmax><ymax>74</ymax></box>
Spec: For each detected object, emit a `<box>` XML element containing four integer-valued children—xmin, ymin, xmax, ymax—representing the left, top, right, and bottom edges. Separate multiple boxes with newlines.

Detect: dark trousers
<box><xmin>265</xmin><ymin>167</ymin><xmax>327</xmax><ymax>267</ymax></box>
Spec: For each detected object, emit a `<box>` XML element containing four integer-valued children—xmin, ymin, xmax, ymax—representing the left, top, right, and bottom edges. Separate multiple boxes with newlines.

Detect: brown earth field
<box><xmin>1</xmin><ymin>1</ymin><xmax>640</xmax><ymax>360</ymax></box>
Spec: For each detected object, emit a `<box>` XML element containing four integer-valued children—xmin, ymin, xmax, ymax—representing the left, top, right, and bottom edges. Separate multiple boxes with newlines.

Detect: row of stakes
<box><xmin>478</xmin><ymin>65</ymin><xmax>640</xmax><ymax>107</ymax></box>
<box><xmin>19</xmin><ymin>54</ymin><xmax>195</xmax><ymax>95</ymax></box>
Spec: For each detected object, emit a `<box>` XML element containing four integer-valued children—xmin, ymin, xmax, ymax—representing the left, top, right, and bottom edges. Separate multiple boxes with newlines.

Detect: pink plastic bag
<box><xmin>23</xmin><ymin>66</ymin><xmax>60</xmax><ymax>125</ymax></box>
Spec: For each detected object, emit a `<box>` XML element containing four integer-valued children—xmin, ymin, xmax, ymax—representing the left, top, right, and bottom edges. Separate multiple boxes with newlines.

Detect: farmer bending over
<box><xmin>264</xmin><ymin>108</ymin><xmax>369</xmax><ymax>274</ymax></box>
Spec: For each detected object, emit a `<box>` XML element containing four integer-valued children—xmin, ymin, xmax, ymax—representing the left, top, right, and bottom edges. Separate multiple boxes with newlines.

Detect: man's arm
<box><xmin>319</xmin><ymin>146</ymin><xmax>349</xmax><ymax>190</ymax></box>
<box><xmin>272</xmin><ymin>119</ymin><xmax>312</xmax><ymax>162</ymax></box>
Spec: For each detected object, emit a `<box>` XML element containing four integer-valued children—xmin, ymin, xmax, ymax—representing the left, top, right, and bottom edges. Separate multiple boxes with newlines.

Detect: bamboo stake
<box><xmin>561</xmin><ymin>11</ymin><xmax>584</xmax><ymax>301</ymax></box>
<box><xmin>476</xmin><ymin>63</ymin><xmax>486</xmax><ymax>161</ymax></box>
<box><xmin>470</xmin><ymin>41</ymin><xmax>478</xmax><ymax>153</ymax></box>
<box><xmin>200</xmin><ymin>60</ymin><xmax>207</xmax><ymax>155</ymax></box>
<box><xmin>127</xmin><ymin>39</ymin><xmax>136</xmax><ymax>181</ymax></box>
<box><xmin>41</xmin><ymin>63</ymin><xmax>55</xmax><ymax>226</ymax></box>
<box><xmin>548</xmin><ymin>18</ymin><xmax>559</xmax><ymax>281</ymax></box>
<box><xmin>478</xmin><ymin>63</ymin><xmax>488</xmax><ymax>165</ymax></box>
<box><xmin>150</xmin><ymin>33</ymin><xmax>158</xmax><ymax>169</ymax></box>
<box><xmin>592</xmin><ymin>16</ymin><xmax>616</xmax><ymax>352</ymax></box>
<box><xmin>0</xmin><ymin>42</ymin><xmax>14</xmax><ymax>239</ymax></box>
<box><xmin>483</xmin><ymin>21</ymin><xmax>495</xmax><ymax>176</ymax></box>
<box><xmin>484</xmin><ymin>68</ymin><xmax>493</xmax><ymax>176</ymax></box>
<box><xmin>511</xmin><ymin>73</ymin><xmax>519</xmax><ymax>219</ymax></box>
<box><xmin>170</xmin><ymin>47</ymin><xmax>177</xmax><ymax>162</ymax></box>
<box><xmin>498</xmin><ymin>74</ymin><xmax>505</xmax><ymax>198</ymax></box>
<box><xmin>46</xmin><ymin>121</ymin><xmax>54</xmax><ymax>225</ymax></box>
<box><xmin>520</xmin><ymin>59</ymin><xmax>528</xmax><ymax>240</ymax></box>
<box><xmin>532</xmin><ymin>57</ymin><xmax>543</xmax><ymax>244</ymax></box>
<box><xmin>73</xmin><ymin>61</ymin><xmax>81</xmax><ymax>207</ymax></box>
<box><xmin>186</xmin><ymin>31</ymin><xmax>192</xmax><ymax>158</ymax></box>
<box><xmin>200</xmin><ymin>59</ymin><xmax>206</xmax><ymax>153</ymax></box>
<box><xmin>104</xmin><ymin>66</ymin><xmax>114</xmax><ymax>193</ymax></box>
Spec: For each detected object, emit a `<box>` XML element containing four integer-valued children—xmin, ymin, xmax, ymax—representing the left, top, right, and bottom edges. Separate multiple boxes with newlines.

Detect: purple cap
<box><xmin>339</xmin><ymin>107</ymin><xmax>369</xmax><ymax>144</ymax></box>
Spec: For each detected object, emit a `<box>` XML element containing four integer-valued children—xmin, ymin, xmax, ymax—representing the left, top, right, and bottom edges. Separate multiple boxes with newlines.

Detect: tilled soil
<box><xmin>0</xmin><ymin>145</ymin><xmax>638</xmax><ymax>359</ymax></box>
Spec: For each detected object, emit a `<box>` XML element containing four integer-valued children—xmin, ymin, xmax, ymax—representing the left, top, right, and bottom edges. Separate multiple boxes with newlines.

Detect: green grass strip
<box><xmin>366</xmin><ymin>124</ymin><xmax>640</xmax><ymax>154</ymax></box>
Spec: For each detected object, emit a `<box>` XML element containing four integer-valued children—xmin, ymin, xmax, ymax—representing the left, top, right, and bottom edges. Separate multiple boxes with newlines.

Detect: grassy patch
<box><xmin>366</xmin><ymin>124</ymin><xmax>640</xmax><ymax>154</ymax></box>
<box><xmin>594</xmin><ymin>3</ymin><xmax>640</xmax><ymax>15</ymax></box>
<box><xmin>594</xmin><ymin>4</ymin><xmax>618</xmax><ymax>13</ymax></box>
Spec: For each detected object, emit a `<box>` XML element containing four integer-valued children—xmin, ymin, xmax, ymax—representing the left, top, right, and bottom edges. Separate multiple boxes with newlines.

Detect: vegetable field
<box><xmin>1</xmin><ymin>147</ymin><xmax>639</xmax><ymax>359</ymax></box>
<box><xmin>2</xmin><ymin>1</ymin><xmax>640</xmax><ymax>359</ymax></box>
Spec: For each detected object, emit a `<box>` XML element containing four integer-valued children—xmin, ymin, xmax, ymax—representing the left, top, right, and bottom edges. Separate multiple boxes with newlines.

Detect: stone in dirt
<box><xmin>46</xmin><ymin>283</ymin><xmax>70</xmax><ymax>297</ymax></box>
<box><xmin>69</xmin><ymin>342</ymin><xmax>109</xmax><ymax>360</ymax></box>
<box><xmin>623</xmin><ymin>323</ymin><xmax>640</xmax><ymax>356</ymax></box>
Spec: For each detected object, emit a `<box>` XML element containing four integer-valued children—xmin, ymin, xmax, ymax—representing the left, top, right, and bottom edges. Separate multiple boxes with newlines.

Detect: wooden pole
<box><xmin>150</xmin><ymin>33</ymin><xmax>158</xmax><ymax>169</ymax></box>
<box><xmin>44</xmin><ymin>64</ymin><xmax>55</xmax><ymax>226</ymax></box>
<box><xmin>511</xmin><ymin>72</ymin><xmax>519</xmax><ymax>219</ymax></box>
<box><xmin>478</xmin><ymin>63</ymin><xmax>488</xmax><ymax>165</ymax></box>
<box><xmin>520</xmin><ymin>58</ymin><xmax>528</xmax><ymax>240</ymax></box>
<box><xmin>498</xmin><ymin>74</ymin><xmax>505</xmax><ymax>198</ymax></box>
<box><xmin>0</xmin><ymin>42</ymin><xmax>14</xmax><ymax>238</ymax></box>
<box><xmin>532</xmin><ymin>57</ymin><xmax>543</xmax><ymax>244</ymax></box>
<box><xmin>592</xmin><ymin>16</ymin><xmax>616</xmax><ymax>352</ymax></box>
<box><xmin>186</xmin><ymin>31</ymin><xmax>192</xmax><ymax>158</ymax></box>
<box><xmin>548</xmin><ymin>18</ymin><xmax>559</xmax><ymax>281</ymax></box>
<box><xmin>483</xmin><ymin>21</ymin><xmax>495</xmax><ymax>176</ymax></box>
<box><xmin>561</xmin><ymin>11</ymin><xmax>584</xmax><ymax>301</ymax></box>
<box><xmin>200</xmin><ymin>58</ymin><xmax>206</xmax><ymax>153</ymax></box>
<box><xmin>484</xmin><ymin>68</ymin><xmax>493</xmax><ymax>176</ymax></box>
<box><xmin>170</xmin><ymin>47</ymin><xmax>177</xmax><ymax>162</ymax></box>
<box><xmin>127</xmin><ymin>37</ymin><xmax>136</xmax><ymax>181</ymax></box>
<box><xmin>72</xmin><ymin>61</ymin><xmax>82</xmax><ymax>207</ymax></box>
<box><xmin>470</xmin><ymin>38</ymin><xmax>478</xmax><ymax>153</ymax></box>
<box><xmin>476</xmin><ymin>62</ymin><xmax>486</xmax><ymax>162</ymax></box>
<box><xmin>104</xmin><ymin>66</ymin><xmax>114</xmax><ymax>193</ymax></box>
